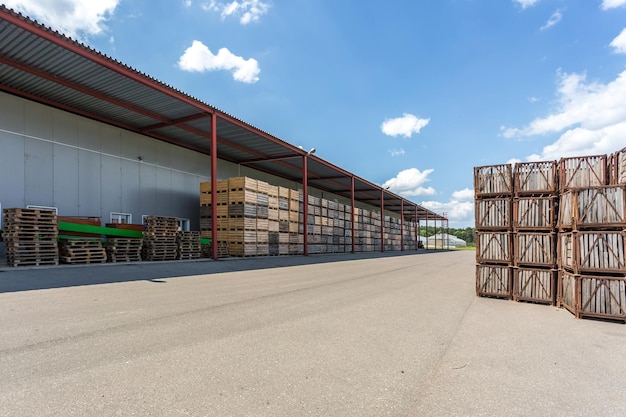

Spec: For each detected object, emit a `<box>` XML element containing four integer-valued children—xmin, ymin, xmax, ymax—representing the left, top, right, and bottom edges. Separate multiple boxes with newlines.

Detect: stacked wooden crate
<box><xmin>142</xmin><ymin>215</ymin><xmax>179</xmax><ymax>261</ymax></box>
<box><xmin>307</xmin><ymin>195</ymin><xmax>323</xmax><ymax>254</ymax></box>
<box><xmin>474</xmin><ymin>164</ymin><xmax>514</xmax><ymax>299</ymax></box>
<box><xmin>609</xmin><ymin>146</ymin><xmax>626</xmax><ymax>185</ymax></box>
<box><xmin>177</xmin><ymin>231</ymin><xmax>201</xmax><ymax>259</ymax></box>
<box><xmin>59</xmin><ymin>238</ymin><xmax>107</xmax><ymax>264</ymax></box>
<box><xmin>2</xmin><ymin>208</ymin><xmax>59</xmax><ymax>267</ymax></box>
<box><xmin>200</xmin><ymin>179</ymin><xmax>229</xmax><ymax>256</ymax></box>
<box><xmin>557</xmin><ymin>156</ymin><xmax>626</xmax><ymax>321</ymax></box>
<box><xmin>512</xmin><ymin>161</ymin><xmax>558</xmax><ymax>304</ymax></box>
<box><xmin>289</xmin><ymin>189</ymin><xmax>303</xmax><ymax>254</ymax></box>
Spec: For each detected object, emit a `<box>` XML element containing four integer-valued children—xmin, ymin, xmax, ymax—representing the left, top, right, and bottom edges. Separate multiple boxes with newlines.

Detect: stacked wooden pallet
<box><xmin>512</xmin><ymin>161</ymin><xmax>558</xmax><ymax>305</ymax></box>
<box><xmin>474</xmin><ymin>164</ymin><xmax>514</xmax><ymax>299</ymax></box>
<box><xmin>177</xmin><ymin>231</ymin><xmax>201</xmax><ymax>260</ymax></box>
<box><xmin>142</xmin><ymin>215</ymin><xmax>179</xmax><ymax>261</ymax></box>
<box><xmin>105</xmin><ymin>238</ymin><xmax>143</xmax><ymax>262</ymax></box>
<box><xmin>59</xmin><ymin>238</ymin><xmax>107</xmax><ymax>264</ymax></box>
<box><xmin>2</xmin><ymin>208</ymin><xmax>59</xmax><ymax>267</ymax></box>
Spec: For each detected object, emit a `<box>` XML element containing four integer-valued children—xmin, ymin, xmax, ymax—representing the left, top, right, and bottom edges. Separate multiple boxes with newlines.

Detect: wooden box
<box><xmin>476</xmin><ymin>264</ymin><xmax>512</xmax><ymax>299</ymax></box>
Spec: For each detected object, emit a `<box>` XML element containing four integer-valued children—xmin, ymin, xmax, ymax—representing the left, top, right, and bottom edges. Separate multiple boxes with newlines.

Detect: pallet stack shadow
<box><xmin>512</xmin><ymin>161</ymin><xmax>558</xmax><ymax>304</ymax></box>
<box><xmin>2</xmin><ymin>208</ymin><xmax>59</xmax><ymax>267</ymax></box>
<box><xmin>558</xmin><ymin>153</ymin><xmax>626</xmax><ymax>322</ymax></box>
<box><xmin>474</xmin><ymin>164</ymin><xmax>514</xmax><ymax>299</ymax></box>
<box><xmin>142</xmin><ymin>215</ymin><xmax>179</xmax><ymax>261</ymax></box>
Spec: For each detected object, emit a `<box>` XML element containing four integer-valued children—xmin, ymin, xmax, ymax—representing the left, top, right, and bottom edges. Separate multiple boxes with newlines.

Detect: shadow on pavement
<box><xmin>0</xmin><ymin>250</ymin><xmax>450</xmax><ymax>293</ymax></box>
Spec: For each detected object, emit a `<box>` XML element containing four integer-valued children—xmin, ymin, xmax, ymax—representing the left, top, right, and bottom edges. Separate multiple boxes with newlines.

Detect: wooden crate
<box><xmin>514</xmin><ymin>160</ymin><xmax>558</xmax><ymax>195</ymax></box>
<box><xmin>513</xmin><ymin>196</ymin><xmax>556</xmax><ymax>231</ymax></box>
<box><xmin>559</xmin><ymin>270</ymin><xmax>626</xmax><ymax>322</ymax></box>
<box><xmin>475</xmin><ymin>198</ymin><xmax>512</xmax><ymax>230</ymax></box>
<box><xmin>476</xmin><ymin>264</ymin><xmax>512</xmax><ymax>299</ymax></box>
<box><xmin>476</xmin><ymin>232</ymin><xmax>512</xmax><ymax>264</ymax></box>
<box><xmin>474</xmin><ymin>164</ymin><xmax>513</xmax><ymax>197</ymax></box>
<box><xmin>559</xmin><ymin>154</ymin><xmax>607</xmax><ymax>191</ymax></box>
<box><xmin>609</xmin><ymin>146</ymin><xmax>626</xmax><ymax>185</ymax></box>
<box><xmin>577</xmin><ymin>231</ymin><xmax>626</xmax><ymax>274</ymax></box>
<box><xmin>514</xmin><ymin>268</ymin><xmax>556</xmax><ymax>305</ymax></box>
<box><xmin>560</xmin><ymin>186</ymin><xmax>626</xmax><ymax>230</ymax></box>
<box><xmin>514</xmin><ymin>232</ymin><xmax>556</xmax><ymax>267</ymax></box>
<box><xmin>59</xmin><ymin>238</ymin><xmax>107</xmax><ymax>264</ymax></box>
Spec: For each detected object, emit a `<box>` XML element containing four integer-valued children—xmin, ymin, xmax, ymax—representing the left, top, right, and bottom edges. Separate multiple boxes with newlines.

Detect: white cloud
<box><xmin>381</xmin><ymin>113</ymin><xmax>430</xmax><ymax>138</ymax></box>
<box><xmin>382</xmin><ymin>168</ymin><xmax>436</xmax><ymax>197</ymax></box>
<box><xmin>3</xmin><ymin>0</ymin><xmax>119</xmax><ymax>39</ymax></box>
<box><xmin>602</xmin><ymin>0</ymin><xmax>626</xmax><ymax>10</ymax></box>
<box><xmin>420</xmin><ymin>200</ymin><xmax>475</xmax><ymax>228</ymax></box>
<box><xmin>178</xmin><ymin>40</ymin><xmax>260</xmax><ymax>83</ymax></box>
<box><xmin>451</xmin><ymin>188</ymin><xmax>474</xmax><ymax>202</ymax></box>
<box><xmin>514</xmin><ymin>0</ymin><xmax>540</xmax><ymax>9</ymax></box>
<box><xmin>610</xmin><ymin>28</ymin><xmax>626</xmax><ymax>54</ymax></box>
<box><xmin>389</xmin><ymin>148</ymin><xmax>405</xmax><ymax>157</ymax></box>
<box><xmin>502</xmin><ymin>69</ymin><xmax>626</xmax><ymax>160</ymax></box>
<box><xmin>540</xmin><ymin>9</ymin><xmax>562</xmax><ymax>31</ymax></box>
<box><xmin>184</xmin><ymin>0</ymin><xmax>192</xmax><ymax>7</ymax></box>
<box><xmin>203</xmin><ymin>0</ymin><xmax>270</xmax><ymax>24</ymax></box>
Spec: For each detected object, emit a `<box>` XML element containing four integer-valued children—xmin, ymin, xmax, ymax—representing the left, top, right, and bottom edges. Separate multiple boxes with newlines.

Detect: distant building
<box><xmin>426</xmin><ymin>233</ymin><xmax>466</xmax><ymax>248</ymax></box>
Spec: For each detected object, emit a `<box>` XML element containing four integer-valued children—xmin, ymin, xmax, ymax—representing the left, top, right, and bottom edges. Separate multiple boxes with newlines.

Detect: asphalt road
<box><xmin>1</xmin><ymin>251</ymin><xmax>625</xmax><ymax>416</ymax></box>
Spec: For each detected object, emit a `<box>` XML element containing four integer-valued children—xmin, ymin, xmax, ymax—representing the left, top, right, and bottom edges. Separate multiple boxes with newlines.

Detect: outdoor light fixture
<box><xmin>307</xmin><ymin>148</ymin><xmax>316</xmax><ymax>155</ymax></box>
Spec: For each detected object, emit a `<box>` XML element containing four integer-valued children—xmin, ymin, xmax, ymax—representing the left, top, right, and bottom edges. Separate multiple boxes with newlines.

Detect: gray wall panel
<box><xmin>78</xmin><ymin>119</ymin><xmax>100</xmax><ymax>151</ymax></box>
<box><xmin>100</xmin><ymin>124</ymin><xmax>121</xmax><ymax>156</ymax></box>
<box><xmin>139</xmin><ymin>163</ymin><xmax>156</xmax><ymax>216</ymax></box>
<box><xmin>53</xmin><ymin>111</ymin><xmax>79</xmax><ymax>147</ymax></box>
<box><xmin>101</xmin><ymin>155</ymin><xmax>122</xmax><ymax>220</ymax></box>
<box><xmin>0</xmin><ymin>93</ymin><xmax>24</xmax><ymax>134</ymax></box>
<box><xmin>156</xmin><ymin>167</ymin><xmax>173</xmax><ymax>216</ymax></box>
<box><xmin>78</xmin><ymin>150</ymin><xmax>101</xmax><ymax>216</ymax></box>
<box><xmin>0</xmin><ymin>132</ymin><xmax>25</xmax><ymax>208</ymax></box>
<box><xmin>120</xmin><ymin>159</ymin><xmax>140</xmax><ymax>220</ymax></box>
<box><xmin>24</xmin><ymin>100</ymin><xmax>52</xmax><ymax>140</ymax></box>
<box><xmin>120</xmin><ymin>130</ymin><xmax>140</xmax><ymax>160</ymax></box>
<box><xmin>53</xmin><ymin>143</ymin><xmax>79</xmax><ymax>215</ymax></box>
<box><xmin>24</xmin><ymin>138</ymin><xmax>54</xmax><ymax>207</ymax></box>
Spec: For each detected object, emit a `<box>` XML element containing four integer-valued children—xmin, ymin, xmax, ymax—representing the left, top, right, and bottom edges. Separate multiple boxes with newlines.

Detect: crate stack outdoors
<box><xmin>512</xmin><ymin>161</ymin><xmax>559</xmax><ymax>304</ymax></box>
<box><xmin>200</xmin><ymin>176</ymin><xmax>420</xmax><ymax>257</ymax></box>
<box><xmin>474</xmin><ymin>164</ymin><xmax>514</xmax><ymax>299</ymax></box>
<box><xmin>558</xmin><ymin>154</ymin><xmax>626</xmax><ymax>322</ymax></box>
<box><xmin>142</xmin><ymin>215</ymin><xmax>179</xmax><ymax>261</ymax></box>
<box><xmin>2</xmin><ymin>208</ymin><xmax>59</xmax><ymax>267</ymax></box>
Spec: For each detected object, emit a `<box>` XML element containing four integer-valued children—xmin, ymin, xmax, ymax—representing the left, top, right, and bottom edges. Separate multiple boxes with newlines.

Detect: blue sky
<box><xmin>4</xmin><ymin>0</ymin><xmax>626</xmax><ymax>227</ymax></box>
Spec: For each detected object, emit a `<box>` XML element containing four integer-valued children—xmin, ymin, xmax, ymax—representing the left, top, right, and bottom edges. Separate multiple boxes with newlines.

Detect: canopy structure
<box><xmin>0</xmin><ymin>6</ymin><xmax>447</xmax><ymax>258</ymax></box>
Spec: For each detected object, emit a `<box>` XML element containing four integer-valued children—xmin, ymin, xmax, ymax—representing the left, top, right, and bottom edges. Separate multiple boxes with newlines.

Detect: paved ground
<box><xmin>1</xmin><ymin>250</ymin><xmax>625</xmax><ymax>416</ymax></box>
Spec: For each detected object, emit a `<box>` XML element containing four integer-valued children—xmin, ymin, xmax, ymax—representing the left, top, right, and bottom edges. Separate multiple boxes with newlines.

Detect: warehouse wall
<box><xmin>0</xmin><ymin>92</ymin><xmax>212</xmax><ymax>230</ymax></box>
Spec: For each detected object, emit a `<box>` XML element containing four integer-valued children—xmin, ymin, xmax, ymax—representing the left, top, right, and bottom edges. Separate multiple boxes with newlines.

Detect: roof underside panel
<box><xmin>0</xmin><ymin>6</ymin><xmax>446</xmax><ymax>222</ymax></box>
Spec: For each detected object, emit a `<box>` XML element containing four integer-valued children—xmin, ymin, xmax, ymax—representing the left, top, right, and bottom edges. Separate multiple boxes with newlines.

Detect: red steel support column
<box><xmin>211</xmin><ymin>112</ymin><xmax>218</xmax><ymax>260</ymax></box>
<box><xmin>415</xmin><ymin>206</ymin><xmax>419</xmax><ymax>251</ymax></box>
<box><xmin>380</xmin><ymin>189</ymin><xmax>385</xmax><ymax>252</ymax></box>
<box><xmin>303</xmin><ymin>155</ymin><xmax>309</xmax><ymax>256</ymax></box>
<box><xmin>400</xmin><ymin>201</ymin><xmax>404</xmax><ymax>252</ymax></box>
<box><xmin>351</xmin><ymin>176</ymin><xmax>355</xmax><ymax>253</ymax></box>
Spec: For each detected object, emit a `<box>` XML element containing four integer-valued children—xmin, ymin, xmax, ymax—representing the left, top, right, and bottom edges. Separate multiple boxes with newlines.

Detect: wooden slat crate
<box><xmin>228</xmin><ymin>177</ymin><xmax>257</xmax><ymax>191</ymax></box>
<box><xmin>610</xmin><ymin>146</ymin><xmax>626</xmax><ymax>185</ymax></box>
<box><xmin>475</xmin><ymin>198</ymin><xmax>512</xmax><ymax>230</ymax></box>
<box><xmin>514</xmin><ymin>232</ymin><xmax>556</xmax><ymax>267</ymax></box>
<box><xmin>476</xmin><ymin>232</ymin><xmax>512</xmax><ymax>264</ymax></box>
<box><xmin>559</xmin><ymin>154</ymin><xmax>607</xmax><ymax>191</ymax></box>
<box><xmin>560</xmin><ymin>186</ymin><xmax>626</xmax><ymax>230</ymax></box>
<box><xmin>559</xmin><ymin>270</ymin><xmax>626</xmax><ymax>323</ymax></box>
<box><xmin>514</xmin><ymin>161</ymin><xmax>558</xmax><ymax>195</ymax></box>
<box><xmin>476</xmin><ymin>264</ymin><xmax>512</xmax><ymax>299</ymax></box>
<box><xmin>514</xmin><ymin>268</ymin><xmax>556</xmax><ymax>305</ymax></box>
<box><xmin>474</xmin><ymin>164</ymin><xmax>513</xmax><ymax>197</ymax></box>
<box><xmin>577</xmin><ymin>230</ymin><xmax>626</xmax><ymax>274</ymax></box>
<box><xmin>514</xmin><ymin>196</ymin><xmax>556</xmax><ymax>230</ymax></box>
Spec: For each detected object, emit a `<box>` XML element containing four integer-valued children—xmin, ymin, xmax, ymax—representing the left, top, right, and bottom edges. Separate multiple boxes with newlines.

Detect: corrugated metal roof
<box><xmin>0</xmin><ymin>5</ymin><xmax>445</xmax><ymax>222</ymax></box>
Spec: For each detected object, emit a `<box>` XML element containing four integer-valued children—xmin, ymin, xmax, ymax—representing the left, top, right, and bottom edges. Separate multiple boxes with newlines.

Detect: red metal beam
<box><xmin>211</xmin><ymin>113</ymin><xmax>218</xmax><ymax>260</ymax></box>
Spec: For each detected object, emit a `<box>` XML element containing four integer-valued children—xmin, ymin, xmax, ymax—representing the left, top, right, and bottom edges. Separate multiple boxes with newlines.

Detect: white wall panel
<box><xmin>0</xmin><ymin>132</ymin><xmax>25</xmax><ymax>208</ymax></box>
<box><xmin>78</xmin><ymin>150</ymin><xmax>101</xmax><ymax>216</ymax></box>
<box><xmin>53</xmin><ymin>143</ymin><xmax>79</xmax><ymax>214</ymax></box>
<box><xmin>24</xmin><ymin>137</ymin><xmax>54</xmax><ymax>207</ymax></box>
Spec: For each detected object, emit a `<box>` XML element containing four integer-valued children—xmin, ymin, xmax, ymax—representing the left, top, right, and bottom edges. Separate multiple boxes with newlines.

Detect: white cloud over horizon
<box><xmin>602</xmin><ymin>0</ymin><xmax>626</xmax><ymax>10</ymax></box>
<box><xmin>389</xmin><ymin>148</ymin><xmax>406</xmax><ymax>157</ymax></box>
<box><xmin>381</xmin><ymin>113</ymin><xmax>430</xmax><ymax>138</ymax></box>
<box><xmin>420</xmin><ymin>199</ymin><xmax>474</xmax><ymax>228</ymax></box>
<box><xmin>178</xmin><ymin>40</ymin><xmax>260</xmax><ymax>83</ymax></box>
<box><xmin>3</xmin><ymin>0</ymin><xmax>119</xmax><ymax>40</ymax></box>
<box><xmin>501</xmin><ymin>69</ymin><xmax>626</xmax><ymax>160</ymax></box>
<box><xmin>382</xmin><ymin>168</ymin><xmax>436</xmax><ymax>197</ymax></box>
<box><xmin>203</xmin><ymin>0</ymin><xmax>270</xmax><ymax>24</ymax></box>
